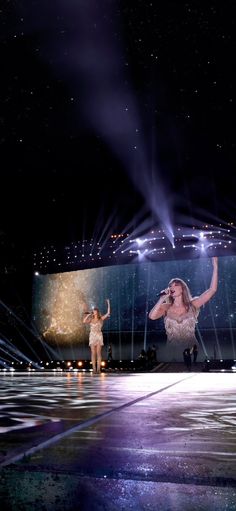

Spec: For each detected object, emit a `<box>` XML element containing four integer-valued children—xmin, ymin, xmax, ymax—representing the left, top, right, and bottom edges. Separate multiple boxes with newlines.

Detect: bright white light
<box><xmin>136</xmin><ymin>238</ymin><xmax>145</xmax><ymax>246</ymax></box>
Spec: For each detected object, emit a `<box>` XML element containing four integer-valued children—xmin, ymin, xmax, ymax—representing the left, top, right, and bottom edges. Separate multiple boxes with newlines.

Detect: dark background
<box><xmin>0</xmin><ymin>1</ymin><xmax>235</xmax><ymax>324</ymax></box>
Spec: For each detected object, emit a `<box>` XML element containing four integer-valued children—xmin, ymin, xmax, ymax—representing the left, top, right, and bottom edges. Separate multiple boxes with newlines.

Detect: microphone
<box><xmin>84</xmin><ymin>311</ymin><xmax>92</xmax><ymax>314</ymax></box>
<box><xmin>156</xmin><ymin>289</ymin><xmax>169</xmax><ymax>298</ymax></box>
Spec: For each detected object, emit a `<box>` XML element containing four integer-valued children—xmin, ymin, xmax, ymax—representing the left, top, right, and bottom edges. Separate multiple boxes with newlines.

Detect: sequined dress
<box><xmin>164</xmin><ymin>308</ymin><xmax>199</xmax><ymax>349</ymax></box>
<box><xmin>89</xmin><ymin>319</ymin><xmax>104</xmax><ymax>346</ymax></box>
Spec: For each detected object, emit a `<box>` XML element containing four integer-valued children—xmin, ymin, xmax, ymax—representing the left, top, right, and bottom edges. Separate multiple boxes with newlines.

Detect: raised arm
<box><xmin>101</xmin><ymin>299</ymin><xmax>110</xmax><ymax>320</ymax></box>
<box><xmin>83</xmin><ymin>313</ymin><xmax>92</xmax><ymax>324</ymax></box>
<box><xmin>192</xmin><ymin>257</ymin><xmax>218</xmax><ymax>309</ymax></box>
<box><xmin>149</xmin><ymin>290</ymin><xmax>170</xmax><ymax>320</ymax></box>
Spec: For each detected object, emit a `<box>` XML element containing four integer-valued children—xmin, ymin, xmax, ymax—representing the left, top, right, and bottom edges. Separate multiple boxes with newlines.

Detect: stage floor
<box><xmin>0</xmin><ymin>371</ymin><xmax>236</xmax><ymax>510</ymax></box>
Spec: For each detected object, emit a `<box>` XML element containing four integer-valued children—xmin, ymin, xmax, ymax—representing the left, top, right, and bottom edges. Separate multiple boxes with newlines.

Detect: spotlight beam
<box><xmin>19</xmin><ymin>0</ymin><xmax>174</xmax><ymax>242</ymax></box>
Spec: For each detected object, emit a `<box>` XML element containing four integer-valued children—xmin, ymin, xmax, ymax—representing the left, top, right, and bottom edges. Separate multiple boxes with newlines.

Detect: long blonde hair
<box><xmin>168</xmin><ymin>278</ymin><xmax>198</xmax><ymax>316</ymax></box>
<box><xmin>92</xmin><ymin>307</ymin><xmax>102</xmax><ymax>320</ymax></box>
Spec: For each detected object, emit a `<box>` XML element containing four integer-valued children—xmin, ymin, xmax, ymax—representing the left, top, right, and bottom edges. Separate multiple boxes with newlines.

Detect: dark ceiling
<box><xmin>1</xmin><ymin>0</ymin><xmax>235</xmax><ymax>275</ymax></box>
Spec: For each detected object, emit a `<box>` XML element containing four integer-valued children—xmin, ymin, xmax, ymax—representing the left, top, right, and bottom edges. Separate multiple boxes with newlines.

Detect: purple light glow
<box><xmin>19</xmin><ymin>0</ymin><xmax>174</xmax><ymax>243</ymax></box>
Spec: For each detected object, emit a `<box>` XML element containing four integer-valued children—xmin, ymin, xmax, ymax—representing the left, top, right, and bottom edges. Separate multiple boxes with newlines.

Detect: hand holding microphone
<box><xmin>157</xmin><ymin>288</ymin><xmax>170</xmax><ymax>299</ymax></box>
<box><xmin>148</xmin><ymin>287</ymin><xmax>171</xmax><ymax>320</ymax></box>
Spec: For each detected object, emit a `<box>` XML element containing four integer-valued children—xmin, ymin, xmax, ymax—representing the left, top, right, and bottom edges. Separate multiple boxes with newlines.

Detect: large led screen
<box><xmin>32</xmin><ymin>256</ymin><xmax>236</xmax><ymax>361</ymax></box>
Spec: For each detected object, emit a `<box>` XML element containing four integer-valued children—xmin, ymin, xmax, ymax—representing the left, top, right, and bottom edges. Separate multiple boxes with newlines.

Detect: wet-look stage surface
<box><xmin>0</xmin><ymin>371</ymin><xmax>236</xmax><ymax>510</ymax></box>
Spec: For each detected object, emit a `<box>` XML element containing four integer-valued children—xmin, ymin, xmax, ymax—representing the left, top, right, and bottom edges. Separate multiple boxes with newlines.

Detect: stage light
<box><xmin>136</xmin><ymin>238</ymin><xmax>146</xmax><ymax>246</ymax></box>
<box><xmin>78</xmin><ymin>361</ymin><xmax>83</xmax><ymax>367</ymax></box>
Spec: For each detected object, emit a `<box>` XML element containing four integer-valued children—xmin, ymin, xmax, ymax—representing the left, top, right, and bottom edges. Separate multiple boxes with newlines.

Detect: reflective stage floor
<box><xmin>0</xmin><ymin>371</ymin><xmax>236</xmax><ymax>510</ymax></box>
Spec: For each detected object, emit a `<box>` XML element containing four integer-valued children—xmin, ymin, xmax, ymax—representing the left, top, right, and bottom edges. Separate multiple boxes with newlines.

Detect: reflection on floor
<box><xmin>0</xmin><ymin>372</ymin><xmax>236</xmax><ymax>510</ymax></box>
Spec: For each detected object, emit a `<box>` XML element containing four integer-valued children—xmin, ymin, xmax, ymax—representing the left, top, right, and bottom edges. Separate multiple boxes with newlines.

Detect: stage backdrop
<box><xmin>32</xmin><ymin>255</ymin><xmax>236</xmax><ymax>361</ymax></box>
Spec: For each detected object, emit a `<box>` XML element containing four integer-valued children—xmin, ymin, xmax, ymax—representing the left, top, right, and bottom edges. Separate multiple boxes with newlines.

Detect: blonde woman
<box><xmin>83</xmin><ymin>299</ymin><xmax>110</xmax><ymax>373</ymax></box>
<box><xmin>149</xmin><ymin>257</ymin><xmax>218</xmax><ymax>359</ymax></box>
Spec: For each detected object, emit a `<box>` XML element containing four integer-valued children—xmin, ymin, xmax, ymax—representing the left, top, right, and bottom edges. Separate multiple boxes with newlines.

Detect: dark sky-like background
<box><xmin>1</xmin><ymin>0</ymin><xmax>235</xmax><ymax>273</ymax></box>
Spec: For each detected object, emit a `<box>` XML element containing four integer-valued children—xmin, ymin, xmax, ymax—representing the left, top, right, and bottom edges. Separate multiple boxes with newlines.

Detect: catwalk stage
<box><xmin>0</xmin><ymin>370</ymin><xmax>236</xmax><ymax>510</ymax></box>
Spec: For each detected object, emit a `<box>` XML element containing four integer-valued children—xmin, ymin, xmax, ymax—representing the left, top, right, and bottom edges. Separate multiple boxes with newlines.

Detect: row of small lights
<box><xmin>0</xmin><ymin>360</ymin><xmax>106</xmax><ymax>372</ymax></box>
<box><xmin>0</xmin><ymin>360</ymin><xmax>137</xmax><ymax>372</ymax></box>
<box><xmin>1</xmin><ymin>360</ymin><xmax>236</xmax><ymax>372</ymax></box>
<box><xmin>205</xmin><ymin>359</ymin><xmax>236</xmax><ymax>372</ymax></box>
<box><xmin>34</xmin><ymin>246</ymin><xmax>232</xmax><ymax>270</ymax></box>
<box><xmin>33</xmin><ymin>224</ymin><xmax>235</xmax><ymax>271</ymax></box>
